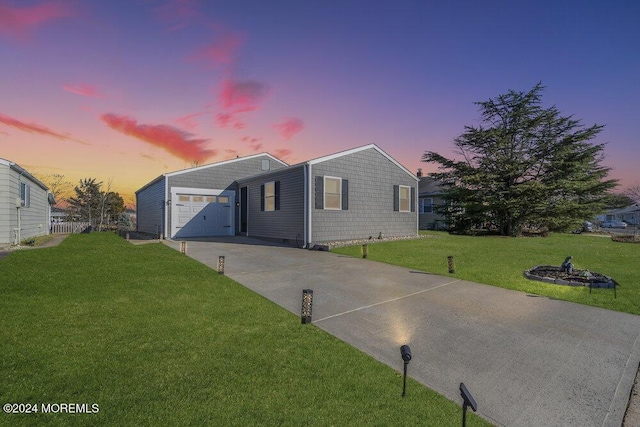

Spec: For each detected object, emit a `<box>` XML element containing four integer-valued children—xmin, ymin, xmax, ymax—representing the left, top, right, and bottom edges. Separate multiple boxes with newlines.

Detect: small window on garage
<box><xmin>264</xmin><ymin>181</ymin><xmax>275</xmax><ymax>211</ymax></box>
<box><xmin>218</xmin><ymin>196</ymin><xmax>229</xmax><ymax>204</ymax></box>
<box><xmin>193</xmin><ymin>196</ymin><xmax>204</xmax><ymax>203</ymax></box>
<box><xmin>206</xmin><ymin>196</ymin><xmax>217</xmax><ymax>203</ymax></box>
<box><xmin>260</xmin><ymin>181</ymin><xmax>280</xmax><ymax>211</ymax></box>
<box><xmin>178</xmin><ymin>195</ymin><xmax>190</xmax><ymax>202</ymax></box>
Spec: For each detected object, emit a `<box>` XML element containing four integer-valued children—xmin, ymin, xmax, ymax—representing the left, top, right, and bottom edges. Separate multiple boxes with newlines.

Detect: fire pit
<box><xmin>524</xmin><ymin>256</ymin><xmax>619</xmax><ymax>296</ymax></box>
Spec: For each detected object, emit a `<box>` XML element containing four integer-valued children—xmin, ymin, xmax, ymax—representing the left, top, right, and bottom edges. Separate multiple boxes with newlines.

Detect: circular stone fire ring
<box><xmin>524</xmin><ymin>265</ymin><xmax>618</xmax><ymax>288</ymax></box>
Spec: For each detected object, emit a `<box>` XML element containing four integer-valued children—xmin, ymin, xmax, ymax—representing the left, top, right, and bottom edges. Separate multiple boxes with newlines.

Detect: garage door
<box><xmin>171</xmin><ymin>193</ymin><xmax>234</xmax><ymax>238</ymax></box>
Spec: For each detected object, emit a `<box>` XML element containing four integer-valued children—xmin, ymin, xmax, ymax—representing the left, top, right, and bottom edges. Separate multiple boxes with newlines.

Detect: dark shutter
<box><xmin>274</xmin><ymin>181</ymin><xmax>280</xmax><ymax>211</ymax></box>
<box><xmin>315</xmin><ymin>176</ymin><xmax>324</xmax><ymax>209</ymax></box>
<box><xmin>341</xmin><ymin>179</ymin><xmax>349</xmax><ymax>210</ymax></box>
<box><xmin>410</xmin><ymin>186</ymin><xmax>416</xmax><ymax>212</ymax></box>
<box><xmin>393</xmin><ymin>185</ymin><xmax>399</xmax><ymax>211</ymax></box>
<box><xmin>260</xmin><ymin>184</ymin><xmax>265</xmax><ymax>211</ymax></box>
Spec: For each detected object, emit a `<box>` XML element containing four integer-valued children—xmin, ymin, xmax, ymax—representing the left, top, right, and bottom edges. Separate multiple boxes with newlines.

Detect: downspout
<box><xmin>303</xmin><ymin>164</ymin><xmax>308</xmax><ymax>247</ymax></box>
<box><xmin>164</xmin><ymin>177</ymin><xmax>169</xmax><ymax>239</ymax></box>
<box><xmin>307</xmin><ymin>163</ymin><xmax>313</xmax><ymax>248</ymax></box>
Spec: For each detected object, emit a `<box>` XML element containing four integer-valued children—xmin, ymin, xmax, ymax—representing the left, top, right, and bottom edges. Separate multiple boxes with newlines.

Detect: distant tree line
<box><xmin>38</xmin><ymin>174</ymin><xmax>131</xmax><ymax>231</ymax></box>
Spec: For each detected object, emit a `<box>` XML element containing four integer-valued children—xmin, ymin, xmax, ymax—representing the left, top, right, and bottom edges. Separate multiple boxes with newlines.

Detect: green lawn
<box><xmin>0</xmin><ymin>233</ymin><xmax>489</xmax><ymax>426</ymax></box>
<box><xmin>333</xmin><ymin>232</ymin><xmax>640</xmax><ymax>315</ymax></box>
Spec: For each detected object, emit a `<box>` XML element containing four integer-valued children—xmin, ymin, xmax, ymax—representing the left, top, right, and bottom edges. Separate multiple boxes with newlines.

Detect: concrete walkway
<box><xmin>166</xmin><ymin>237</ymin><xmax>640</xmax><ymax>427</ymax></box>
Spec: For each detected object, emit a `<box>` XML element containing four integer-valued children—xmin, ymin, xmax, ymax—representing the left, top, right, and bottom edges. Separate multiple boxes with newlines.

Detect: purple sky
<box><xmin>1</xmin><ymin>0</ymin><xmax>638</xmax><ymax>203</ymax></box>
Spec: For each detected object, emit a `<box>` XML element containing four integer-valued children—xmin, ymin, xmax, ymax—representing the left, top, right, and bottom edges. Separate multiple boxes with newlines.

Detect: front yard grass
<box><xmin>0</xmin><ymin>233</ymin><xmax>489</xmax><ymax>426</ymax></box>
<box><xmin>333</xmin><ymin>231</ymin><xmax>639</xmax><ymax>316</ymax></box>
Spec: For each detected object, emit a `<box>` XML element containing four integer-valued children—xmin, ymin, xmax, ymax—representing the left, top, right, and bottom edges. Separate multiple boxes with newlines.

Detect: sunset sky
<box><xmin>1</xmin><ymin>0</ymin><xmax>638</xmax><ymax>206</ymax></box>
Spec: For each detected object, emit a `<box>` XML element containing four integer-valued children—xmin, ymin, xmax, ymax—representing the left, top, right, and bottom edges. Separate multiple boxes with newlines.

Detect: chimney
<box><xmin>417</xmin><ymin>168</ymin><xmax>423</xmax><ymax>178</ymax></box>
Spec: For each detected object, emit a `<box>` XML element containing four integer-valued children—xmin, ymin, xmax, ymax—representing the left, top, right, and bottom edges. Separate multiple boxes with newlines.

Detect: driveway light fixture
<box><xmin>400</xmin><ymin>344</ymin><xmax>411</xmax><ymax>397</ymax></box>
<box><xmin>301</xmin><ymin>289</ymin><xmax>313</xmax><ymax>324</ymax></box>
<box><xmin>217</xmin><ymin>256</ymin><xmax>225</xmax><ymax>275</ymax></box>
<box><xmin>459</xmin><ymin>382</ymin><xmax>477</xmax><ymax>427</ymax></box>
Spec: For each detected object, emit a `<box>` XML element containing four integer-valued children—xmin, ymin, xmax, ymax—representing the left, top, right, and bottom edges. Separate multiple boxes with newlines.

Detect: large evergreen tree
<box><xmin>423</xmin><ymin>83</ymin><xmax>617</xmax><ymax>236</ymax></box>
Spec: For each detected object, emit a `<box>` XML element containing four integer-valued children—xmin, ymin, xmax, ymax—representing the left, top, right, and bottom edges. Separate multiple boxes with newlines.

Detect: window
<box><xmin>178</xmin><ymin>195</ymin><xmax>190</xmax><ymax>202</ymax></box>
<box><xmin>394</xmin><ymin>185</ymin><xmax>415</xmax><ymax>213</ymax></box>
<box><xmin>206</xmin><ymin>196</ymin><xmax>217</xmax><ymax>203</ymax></box>
<box><xmin>324</xmin><ymin>177</ymin><xmax>342</xmax><ymax>210</ymax></box>
<box><xmin>192</xmin><ymin>196</ymin><xmax>204</xmax><ymax>203</ymax></box>
<box><xmin>260</xmin><ymin>181</ymin><xmax>279</xmax><ymax>211</ymax></box>
<box><xmin>20</xmin><ymin>182</ymin><xmax>30</xmax><ymax>207</ymax></box>
<box><xmin>264</xmin><ymin>181</ymin><xmax>275</xmax><ymax>211</ymax></box>
<box><xmin>315</xmin><ymin>176</ymin><xmax>348</xmax><ymax>210</ymax></box>
<box><xmin>420</xmin><ymin>198</ymin><xmax>434</xmax><ymax>214</ymax></box>
<box><xmin>399</xmin><ymin>186</ymin><xmax>410</xmax><ymax>212</ymax></box>
<box><xmin>218</xmin><ymin>196</ymin><xmax>229</xmax><ymax>204</ymax></box>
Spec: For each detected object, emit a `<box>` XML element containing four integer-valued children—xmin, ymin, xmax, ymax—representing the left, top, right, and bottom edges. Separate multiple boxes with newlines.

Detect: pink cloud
<box><xmin>100</xmin><ymin>113</ymin><xmax>216</xmax><ymax>163</ymax></box>
<box><xmin>0</xmin><ymin>0</ymin><xmax>73</xmax><ymax>40</ymax></box>
<box><xmin>190</xmin><ymin>33</ymin><xmax>245</xmax><ymax>67</ymax></box>
<box><xmin>240</xmin><ymin>136</ymin><xmax>263</xmax><ymax>152</ymax></box>
<box><xmin>214</xmin><ymin>78</ymin><xmax>268</xmax><ymax>130</ymax></box>
<box><xmin>219</xmin><ymin>79</ymin><xmax>268</xmax><ymax>111</ymax></box>
<box><xmin>0</xmin><ymin>112</ymin><xmax>86</xmax><ymax>144</ymax></box>
<box><xmin>63</xmin><ymin>83</ymin><xmax>103</xmax><ymax>98</ymax></box>
<box><xmin>154</xmin><ymin>0</ymin><xmax>198</xmax><ymax>31</ymax></box>
<box><xmin>272</xmin><ymin>117</ymin><xmax>304</xmax><ymax>141</ymax></box>
<box><xmin>175</xmin><ymin>111</ymin><xmax>207</xmax><ymax>130</ymax></box>
<box><xmin>273</xmin><ymin>148</ymin><xmax>292</xmax><ymax>159</ymax></box>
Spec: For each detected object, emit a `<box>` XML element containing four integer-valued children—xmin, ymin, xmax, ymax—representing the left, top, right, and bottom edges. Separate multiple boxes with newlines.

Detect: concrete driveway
<box><xmin>165</xmin><ymin>237</ymin><xmax>640</xmax><ymax>427</ymax></box>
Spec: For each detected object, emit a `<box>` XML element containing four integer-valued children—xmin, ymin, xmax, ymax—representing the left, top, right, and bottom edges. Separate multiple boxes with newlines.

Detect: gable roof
<box><xmin>418</xmin><ymin>176</ymin><xmax>445</xmax><ymax>196</ymax></box>
<box><xmin>164</xmin><ymin>152</ymin><xmax>288</xmax><ymax>178</ymax></box>
<box><xmin>306</xmin><ymin>144</ymin><xmax>417</xmax><ymax>180</ymax></box>
<box><xmin>0</xmin><ymin>158</ymin><xmax>50</xmax><ymax>191</ymax></box>
<box><xmin>136</xmin><ymin>152</ymin><xmax>288</xmax><ymax>193</ymax></box>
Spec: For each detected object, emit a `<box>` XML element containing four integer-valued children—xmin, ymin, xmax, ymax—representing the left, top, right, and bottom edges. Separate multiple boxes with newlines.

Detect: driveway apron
<box><xmin>165</xmin><ymin>237</ymin><xmax>640</xmax><ymax>427</ymax></box>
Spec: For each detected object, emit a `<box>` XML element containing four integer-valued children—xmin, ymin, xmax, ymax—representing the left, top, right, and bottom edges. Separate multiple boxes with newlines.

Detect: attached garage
<box><xmin>170</xmin><ymin>187</ymin><xmax>234</xmax><ymax>238</ymax></box>
<box><xmin>135</xmin><ymin>153</ymin><xmax>288</xmax><ymax>239</ymax></box>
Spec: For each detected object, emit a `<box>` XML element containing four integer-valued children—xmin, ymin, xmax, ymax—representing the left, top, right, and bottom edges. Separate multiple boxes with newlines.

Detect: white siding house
<box><xmin>0</xmin><ymin>158</ymin><xmax>55</xmax><ymax>245</ymax></box>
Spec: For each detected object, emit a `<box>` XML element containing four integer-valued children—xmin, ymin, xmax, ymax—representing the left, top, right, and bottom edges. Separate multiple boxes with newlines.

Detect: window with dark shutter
<box><xmin>341</xmin><ymin>179</ymin><xmax>348</xmax><ymax>210</ymax></box>
<box><xmin>393</xmin><ymin>185</ymin><xmax>399</xmax><ymax>211</ymax></box>
<box><xmin>315</xmin><ymin>176</ymin><xmax>324</xmax><ymax>209</ymax></box>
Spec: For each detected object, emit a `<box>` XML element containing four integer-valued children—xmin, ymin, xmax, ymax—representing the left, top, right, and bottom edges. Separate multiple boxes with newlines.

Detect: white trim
<box><xmin>165</xmin><ymin>153</ymin><xmax>288</xmax><ymax>178</ymax></box>
<box><xmin>323</xmin><ymin>176</ymin><xmax>342</xmax><ymax>210</ymax></box>
<box><xmin>307</xmin><ymin>164</ymin><xmax>312</xmax><ymax>246</ymax></box>
<box><xmin>164</xmin><ymin>178</ymin><xmax>169</xmax><ymax>239</ymax></box>
<box><xmin>307</xmin><ymin>144</ymin><xmax>417</xmax><ymax>181</ymax></box>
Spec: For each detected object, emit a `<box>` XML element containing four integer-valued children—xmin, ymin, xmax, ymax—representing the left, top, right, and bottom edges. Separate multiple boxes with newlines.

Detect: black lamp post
<box><xmin>459</xmin><ymin>382</ymin><xmax>477</xmax><ymax>427</ymax></box>
<box><xmin>400</xmin><ymin>344</ymin><xmax>412</xmax><ymax>397</ymax></box>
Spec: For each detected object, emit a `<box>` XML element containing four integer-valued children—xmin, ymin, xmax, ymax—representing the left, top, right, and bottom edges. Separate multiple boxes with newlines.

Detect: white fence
<box><xmin>50</xmin><ymin>222</ymin><xmax>93</xmax><ymax>234</ymax></box>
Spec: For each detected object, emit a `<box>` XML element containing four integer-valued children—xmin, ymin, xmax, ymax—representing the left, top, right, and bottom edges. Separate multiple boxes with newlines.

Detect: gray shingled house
<box><xmin>417</xmin><ymin>174</ymin><xmax>447</xmax><ymax>230</ymax></box>
<box><xmin>136</xmin><ymin>144</ymin><xmax>418</xmax><ymax>247</ymax></box>
<box><xmin>0</xmin><ymin>158</ymin><xmax>55</xmax><ymax>245</ymax></box>
<box><xmin>136</xmin><ymin>153</ymin><xmax>287</xmax><ymax>239</ymax></box>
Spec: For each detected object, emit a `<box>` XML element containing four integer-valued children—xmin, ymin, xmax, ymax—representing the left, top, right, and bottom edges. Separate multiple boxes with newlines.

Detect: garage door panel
<box><xmin>171</xmin><ymin>191</ymin><xmax>234</xmax><ymax>238</ymax></box>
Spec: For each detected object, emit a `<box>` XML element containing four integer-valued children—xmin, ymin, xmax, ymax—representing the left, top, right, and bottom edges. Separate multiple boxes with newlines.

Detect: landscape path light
<box><xmin>400</xmin><ymin>344</ymin><xmax>411</xmax><ymax>397</ymax></box>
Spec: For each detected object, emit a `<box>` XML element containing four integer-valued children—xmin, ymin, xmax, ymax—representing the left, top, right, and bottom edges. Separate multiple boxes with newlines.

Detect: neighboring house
<box><xmin>596</xmin><ymin>204</ymin><xmax>640</xmax><ymax>226</ymax></box>
<box><xmin>0</xmin><ymin>158</ymin><xmax>55</xmax><ymax>245</ymax></box>
<box><xmin>136</xmin><ymin>144</ymin><xmax>418</xmax><ymax>247</ymax></box>
<box><xmin>417</xmin><ymin>172</ymin><xmax>447</xmax><ymax>229</ymax></box>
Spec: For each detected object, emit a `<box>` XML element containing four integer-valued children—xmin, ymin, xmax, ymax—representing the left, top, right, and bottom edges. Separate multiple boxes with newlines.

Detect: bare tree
<box><xmin>624</xmin><ymin>184</ymin><xmax>640</xmax><ymax>203</ymax></box>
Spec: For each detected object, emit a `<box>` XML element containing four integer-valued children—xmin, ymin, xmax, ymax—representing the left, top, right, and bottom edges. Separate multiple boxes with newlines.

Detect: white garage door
<box><xmin>171</xmin><ymin>193</ymin><xmax>234</xmax><ymax>238</ymax></box>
